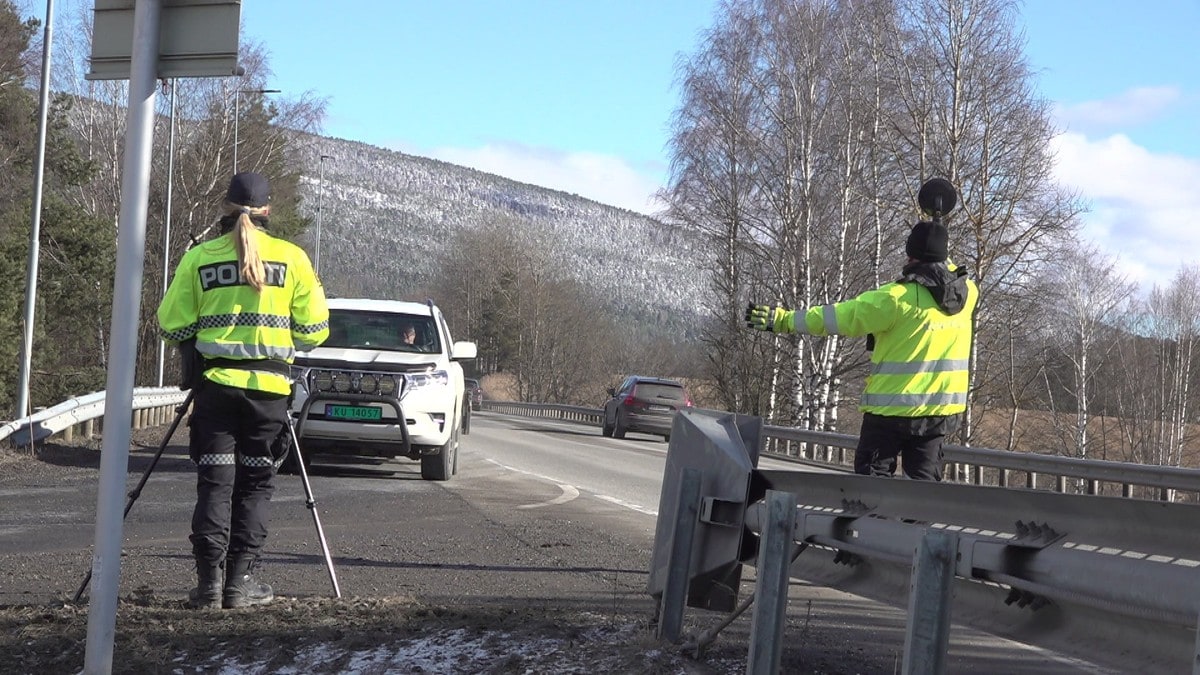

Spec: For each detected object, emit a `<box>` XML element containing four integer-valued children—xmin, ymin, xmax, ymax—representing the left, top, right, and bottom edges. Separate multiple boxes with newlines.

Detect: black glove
<box><xmin>270</xmin><ymin>420</ymin><xmax>292</xmax><ymax>470</ymax></box>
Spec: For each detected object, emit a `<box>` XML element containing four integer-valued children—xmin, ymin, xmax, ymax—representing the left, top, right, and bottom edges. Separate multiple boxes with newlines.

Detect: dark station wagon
<box><xmin>601</xmin><ymin>375</ymin><xmax>692</xmax><ymax>442</ymax></box>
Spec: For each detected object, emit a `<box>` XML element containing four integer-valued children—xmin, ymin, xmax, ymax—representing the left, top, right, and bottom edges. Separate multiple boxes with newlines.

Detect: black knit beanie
<box><xmin>905</xmin><ymin>221</ymin><xmax>950</xmax><ymax>262</ymax></box>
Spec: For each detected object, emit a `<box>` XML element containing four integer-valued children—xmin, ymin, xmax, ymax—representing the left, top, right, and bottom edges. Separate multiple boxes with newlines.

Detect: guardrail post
<box><xmin>903</xmin><ymin>529</ymin><xmax>959</xmax><ymax>675</ymax></box>
<box><xmin>747</xmin><ymin>489</ymin><xmax>798</xmax><ymax>675</ymax></box>
<box><xmin>1192</xmin><ymin>612</ymin><xmax>1200</xmax><ymax>675</ymax></box>
<box><xmin>657</xmin><ymin>466</ymin><xmax>703</xmax><ymax>644</ymax></box>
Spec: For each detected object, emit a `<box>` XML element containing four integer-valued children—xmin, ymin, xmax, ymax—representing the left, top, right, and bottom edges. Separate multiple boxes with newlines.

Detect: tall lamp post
<box><xmin>316</xmin><ymin>154</ymin><xmax>332</xmax><ymax>275</ymax></box>
<box><xmin>15</xmin><ymin>0</ymin><xmax>55</xmax><ymax>421</ymax></box>
<box><xmin>156</xmin><ymin>78</ymin><xmax>177</xmax><ymax>386</ymax></box>
<box><xmin>232</xmin><ymin>87</ymin><xmax>279</xmax><ymax>173</ymax></box>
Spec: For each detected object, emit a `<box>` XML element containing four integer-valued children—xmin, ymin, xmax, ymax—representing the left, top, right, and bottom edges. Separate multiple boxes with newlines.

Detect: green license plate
<box><xmin>325</xmin><ymin>404</ymin><xmax>382</xmax><ymax>421</ymax></box>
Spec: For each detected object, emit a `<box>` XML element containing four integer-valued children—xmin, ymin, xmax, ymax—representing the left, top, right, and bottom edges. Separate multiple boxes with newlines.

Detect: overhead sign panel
<box><xmin>87</xmin><ymin>0</ymin><xmax>242</xmax><ymax>80</ymax></box>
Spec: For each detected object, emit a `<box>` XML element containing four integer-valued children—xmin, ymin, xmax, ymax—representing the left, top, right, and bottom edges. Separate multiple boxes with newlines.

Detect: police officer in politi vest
<box><xmin>746</xmin><ymin>178</ymin><xmax>977</xmax><ymax>481</ymax></box>
<box><xmin>158</xmin><ymin>172</ymin><xmax>329</xmax><ymax>608</ymax></box>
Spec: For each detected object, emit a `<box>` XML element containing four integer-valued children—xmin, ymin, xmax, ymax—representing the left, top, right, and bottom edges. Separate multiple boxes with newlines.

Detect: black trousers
<box><xmin>853</xmin><ymin>413</ymin><xmax>957</xmax><ymax>481</ymax></box>
<box><xmin>188</xmin><ymin>382</ymin><xmax>289</xmax><ymax>564</ymax></box>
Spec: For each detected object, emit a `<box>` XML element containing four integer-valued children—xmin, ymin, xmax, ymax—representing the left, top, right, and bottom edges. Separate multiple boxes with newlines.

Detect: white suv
<box><xmin>289</xmin><ymin>298</ymin><xmax>477</xmax><ymax>480</ymax></box>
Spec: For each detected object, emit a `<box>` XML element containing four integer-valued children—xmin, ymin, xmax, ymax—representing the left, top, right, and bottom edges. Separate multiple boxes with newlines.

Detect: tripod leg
<box><xmin>287</xmin><ymin>417</ymin><xmax>342</xmax><ymax>598</ymax></box>
<box><xmin>72</xmin><ymin>391</ymin><xmax>195</xmax><ymax>602</ymax></box>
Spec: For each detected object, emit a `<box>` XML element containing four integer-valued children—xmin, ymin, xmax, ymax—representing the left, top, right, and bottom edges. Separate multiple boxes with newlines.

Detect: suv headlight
<box><xmin>405</xmin><ymin>368</ymin><xmax>450</xmax><ymax>392</ymax></box>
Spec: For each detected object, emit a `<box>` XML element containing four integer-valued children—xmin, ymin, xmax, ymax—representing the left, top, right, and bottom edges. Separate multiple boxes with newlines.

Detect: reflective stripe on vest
<box><xmin>870</xmin><ymin>359</ymin><xmax>970</xmax><ymax>376</ymax></box>
<box><xmin>822</xmin><ymin>304</ymin><xmax>838</xmax><ymax>335</ymax></box>
<box><xmin>861</xmin><ymin>391</ymin><xmax>969</xmax><ymax>408</ymax></box>
<box><xmin>198</xmin><ymin>341</ymin><xmax>295</xmax><ymax>361</ymax></box>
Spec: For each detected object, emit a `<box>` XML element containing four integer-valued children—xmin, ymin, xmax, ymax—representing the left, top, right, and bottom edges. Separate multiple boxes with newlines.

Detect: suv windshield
<box><xmin>324</xmin><ymin>310</ymin><xmax>441</xmax><ymax>353</ymax></box>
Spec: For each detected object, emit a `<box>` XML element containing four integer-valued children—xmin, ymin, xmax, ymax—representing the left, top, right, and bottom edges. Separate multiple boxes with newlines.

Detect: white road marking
<box><xmin>595</xmin><ymin>494</ymin><xmax>657</xmax><ymax>517</ymax></box>
<box><xmin>517</xmin><ymin>483</ymin><xmax>580</xmax><ymax>510</ymax></box>
<box><xmin>485</xmin><ymin>458</ymin><xmax>654</xmax><ymax>515</ymax></box>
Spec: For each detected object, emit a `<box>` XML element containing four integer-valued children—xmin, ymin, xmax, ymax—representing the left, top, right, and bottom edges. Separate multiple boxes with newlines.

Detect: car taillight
<box><xmin>686</xmin><ymin>398</ymin><xmax>693</xmax><ymax>407</ymax></box>
<box><xmin>623</xmin><ymin>395</ymin><xmax>638</xmax><ymax>406</ymax></box>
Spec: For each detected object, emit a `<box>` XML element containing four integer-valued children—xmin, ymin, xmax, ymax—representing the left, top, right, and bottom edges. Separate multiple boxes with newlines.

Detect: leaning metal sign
<box><xmin>87</xmin><ymin>0</ymin><xmax>242</xmax><ymax>80</ymax></box>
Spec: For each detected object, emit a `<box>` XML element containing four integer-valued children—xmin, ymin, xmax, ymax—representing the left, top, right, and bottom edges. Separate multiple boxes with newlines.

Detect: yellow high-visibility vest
<box><xmin>801</xmin><ymin>277</ymin><xmax>978</xmax><ymax>418</ymax></box>
<box><xmin>158</xmin><ymin>228</ymin><xmax>329</xmax><ymax>395</ymax></box>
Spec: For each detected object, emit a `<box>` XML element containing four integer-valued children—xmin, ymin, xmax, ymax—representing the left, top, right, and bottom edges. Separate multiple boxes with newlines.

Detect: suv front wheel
<box><xmin>421</xmin><ymin>412</ymin><xmax>461</xmax><ymax>481</ymax></box>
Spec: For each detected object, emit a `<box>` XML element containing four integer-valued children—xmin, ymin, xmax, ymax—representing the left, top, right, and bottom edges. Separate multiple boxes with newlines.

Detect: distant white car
<box><xmin>289</xmin><ymin>298</ymin><xmax>477</xmax><ymax>480</ymax></box>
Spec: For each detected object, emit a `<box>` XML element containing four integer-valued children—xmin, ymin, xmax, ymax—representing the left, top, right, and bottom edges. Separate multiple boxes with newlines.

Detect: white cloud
<box><xmin>1050</xmin><ymin>130</ymin><xmax>1200</xmax><ymax>289</ymax></box>
<box><xmin>427</xmin><ymin>142</ymin><xmax>665</xmax><ymax>215</ymax></box>
<box><xmin>1055</xmin><ymin>86</ymin><xmax>1180</xmax><ymax>135</ymax></box>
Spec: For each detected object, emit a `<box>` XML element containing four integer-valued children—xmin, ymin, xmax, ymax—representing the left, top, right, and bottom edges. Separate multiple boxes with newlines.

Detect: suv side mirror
<box><xmin>452</xmin><ymin>341</ymin><xmax>478</xmax><ymax>360</ymax></box>
<box><xmin>606</xmin><ymin>387</ymin><xmax>616</xmax><ymax>397</ymax></box>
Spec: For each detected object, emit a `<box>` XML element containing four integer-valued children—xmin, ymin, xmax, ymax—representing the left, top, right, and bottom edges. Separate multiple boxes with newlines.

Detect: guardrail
<box><xmin>480</xmin><ymin>400</ymin><xmax>1200</xmax><ymax>502</ymax></box>
<box><xmin>13</xmin><ymin>392</ymin><xmax>1196</xmax><ymax>503</ymax></box>
<box><xmin>481</xmin><ymin>400</ymin><xmax>602</xmax><ymax>425</ymax></box>
<box><xmin>0</xmin><ymin>387</ymin><xmax>189</xmax><ymax>448</ymax></box>
<box><xmin>645</xmin><ymin>409</ymin><xmax>1200</xmax><ymax>673</ymax></box>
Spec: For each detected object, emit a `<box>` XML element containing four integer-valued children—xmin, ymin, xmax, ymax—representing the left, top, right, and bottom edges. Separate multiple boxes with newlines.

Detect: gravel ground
<box><xmin>3</xmin><ymin>424</ymin><xmax>1125</xmax><ymax>675</ymax></box>
<box><xmin>0</xmin><ymin>439</ymin><xmax>776</xmax><ymax>675</ymax></box>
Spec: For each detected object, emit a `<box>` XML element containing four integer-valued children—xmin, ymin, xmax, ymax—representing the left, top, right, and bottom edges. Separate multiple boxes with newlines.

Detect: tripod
<box><xmin>286</xmin><ymin>410</ymin><xmax>341</xmax><ymax>597</ymax></box>
<box><xmin>72</xmin><ymin>392</ymin><xmax>341</xmax><ymax>601</ymax></box>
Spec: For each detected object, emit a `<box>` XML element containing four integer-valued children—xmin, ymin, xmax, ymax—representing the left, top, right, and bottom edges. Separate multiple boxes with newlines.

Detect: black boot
<box><xmin>223</xmin><ymin>554</ymin><xmax>274</xmax><ymax>609</ymax></box>
<box><xmin>186</xmin><ymin>559</ymin><xmax>223</xmax><ymax>610</ymax></box>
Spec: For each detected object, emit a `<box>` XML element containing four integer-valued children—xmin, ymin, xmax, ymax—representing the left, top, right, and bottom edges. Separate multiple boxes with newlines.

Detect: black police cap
<box><xmin>226</xmin><ymin>172</ymin><xmax>271</xmax><ymax>207</ymax></box>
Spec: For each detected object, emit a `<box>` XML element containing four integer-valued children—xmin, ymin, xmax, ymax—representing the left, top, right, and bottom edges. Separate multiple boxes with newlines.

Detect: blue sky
<box><xmin>236</xmin><ymin>1</ymin><xmax>1200</xmax><ymax>290</ymax></box>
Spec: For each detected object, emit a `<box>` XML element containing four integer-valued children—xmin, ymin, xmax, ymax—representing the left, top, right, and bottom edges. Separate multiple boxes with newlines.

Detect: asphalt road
<box><xmin>0</xmin><ymin>412</ymin><xmax>1118</xmax><ymax>673</ymax></box>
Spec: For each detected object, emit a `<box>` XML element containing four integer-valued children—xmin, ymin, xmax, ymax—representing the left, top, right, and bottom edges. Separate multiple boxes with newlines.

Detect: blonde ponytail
<box><xmin>228</xmin><ymin>203</ymin><xmax>268</xmax><ymax>292</ymax></box>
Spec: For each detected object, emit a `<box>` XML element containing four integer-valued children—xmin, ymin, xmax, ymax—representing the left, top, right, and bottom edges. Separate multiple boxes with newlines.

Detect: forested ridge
<box><xmin>286</xmin><ymin>133</ymin><xmax>711</xmax><ymax>335</ymax></box>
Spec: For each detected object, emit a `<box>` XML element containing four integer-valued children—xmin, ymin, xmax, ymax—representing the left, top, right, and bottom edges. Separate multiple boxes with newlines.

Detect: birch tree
<box><xmin>1139</xmin><ymin>267</ymin><xmax>1200</xmax><ymax>470</ymax></box>
<box><xmin>666</xmin><ymin>3</ymin><xmax>775</xmax><ymax>415</ymax></box>
<box><xmin>1037</xmin><ymin>242</ymin><xmax>1134</xmax><ymax>467</ymax></box>
<box><xmin>885</xmin><ymin>0</ymin><xmax>1084</xmax><ymax>444</ymax></box>
<box><xmin>667</xmin><ymin>0</ymin><xmax>1078</xmax><ymax>441</ymax></box>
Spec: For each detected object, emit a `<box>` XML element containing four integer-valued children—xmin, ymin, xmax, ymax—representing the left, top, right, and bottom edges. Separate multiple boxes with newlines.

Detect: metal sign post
<box><xmin>83</xmin><ymin>3</ymin><xmax>163</xmax><ymax>670</ymax></box>
<box><xmin>83</xmin><ymin>2</ymin><xmax>241</xmax><ymax>673</ymax></box>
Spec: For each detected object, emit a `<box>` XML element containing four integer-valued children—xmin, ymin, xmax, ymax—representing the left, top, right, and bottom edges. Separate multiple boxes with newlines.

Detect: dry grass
<box><xmin>0</xmin><ymin>593</ymin><xmax>739</xmax><ymax>674</ymax></box>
